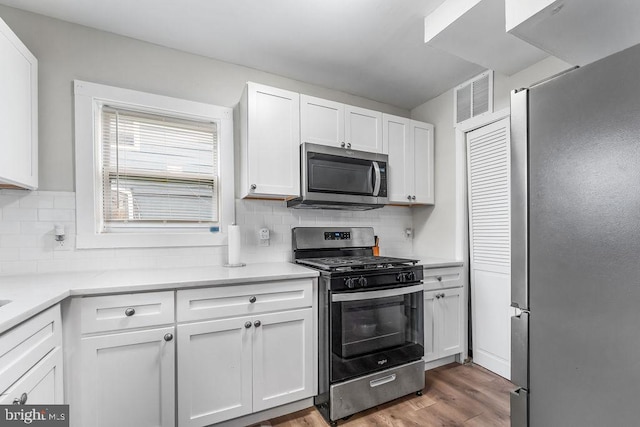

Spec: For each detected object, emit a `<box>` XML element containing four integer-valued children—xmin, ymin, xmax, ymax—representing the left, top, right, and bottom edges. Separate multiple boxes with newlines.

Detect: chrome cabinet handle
<box><xmin>436</xmin><ymin>276</ymin><xmax>442</xmax><ymax>282</ymax></box>
<box><xmin>125</xmin><ymin>307</ymin><xmax>136</xmax><ymax>317</ymax></box>
<box><xmin>164</xmin><ymin>333</ymin><xmax>173</xmax><ymax>342</ymax></box>
<box><xmin>13</xmin><ymin>392</ymin><xmax>27</xmax><ymax>405</ymax></box>
<box><xmin>254</xmin><ymin>320</ymin><xmax>261</xmax><ymax>327</ymax></box>
<box><xmin>412</xmin><ymin>195</ymin><xmax>416</xmax><ymax>200</ymax></box>
<box><xmin>407</xmin><ymin>195</ymin><xmax>412</xmax><ymax>200</ymax></box>
<box><xmin>245</xmin><ymin>321</ymin><xmax>252</xmax><ymax>329</ymax></box>
<box><xmin>347</xmin><ymin>143</ymin><xmax>352</xmax><ymax>148</ymax></box>
<box><xmin>249</xmin><ymin>296</ymin><xmax>257</xmax><ymax>304</ymax></box>
<box><xmin>341</xmin><ymin>142</ymin><xmax>346</xmax><ymax>148</ymax></box>
<box><xmin>250</xmin><ymin>184</ymin><xmax>257</xmax><ymax>190</ymax></box>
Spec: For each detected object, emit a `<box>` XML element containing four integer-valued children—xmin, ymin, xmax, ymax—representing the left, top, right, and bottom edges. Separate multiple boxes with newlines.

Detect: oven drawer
<box><xmin>330</xmin><ymin>360</ymin><xmax>424</xmax><ymax>420</ymax></box>
<box><xmin>423</xmin><ymin>266</ymin><xmax>463</xmax><ymax>291</ymax></box>
<box><xmin>80</xmin><ymin>291</ymin><xmax>175</xmax><ymax>334</ymax></box>
<box><xmin>177</xmin><ymin>279</ymin><xmax>313</xmax><ymax>322</ymax></box>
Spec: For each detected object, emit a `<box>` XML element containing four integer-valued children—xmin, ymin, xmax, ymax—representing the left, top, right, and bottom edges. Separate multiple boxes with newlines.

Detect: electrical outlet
<box><xmin>53</xmin><ymin>239</ymin><xmax>72</xmax><ymax>251</ymax></box>
<box><xmin>258</xmin><ymin>228</ymin><xmax>270</xmax><ymax>247</ymax></box>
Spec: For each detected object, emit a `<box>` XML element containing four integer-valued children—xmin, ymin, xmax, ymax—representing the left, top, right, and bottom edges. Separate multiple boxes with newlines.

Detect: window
<box><xmin>74</xmin><ymin>81</ymin><xmax>234</xmax><ymax>248</ymax></box>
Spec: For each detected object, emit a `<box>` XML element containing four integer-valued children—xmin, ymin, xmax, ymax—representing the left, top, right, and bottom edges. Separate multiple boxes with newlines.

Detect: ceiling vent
<box><xmin>454</xmin><ymin>70</ymin><xmax>493</xmax><ymax>126</ymax></box>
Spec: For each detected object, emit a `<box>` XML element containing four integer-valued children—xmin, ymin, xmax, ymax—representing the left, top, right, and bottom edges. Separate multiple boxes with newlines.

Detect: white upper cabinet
<box><xmin>240</xmin><ymin>82</ymin><xmax>300</xmax><ymax>199</ymax></box>
<box><xmin>301</xmin><ymin>95</ymin><xmax>383</xmax><ymax>153</ymax></box>
<box><xmin>383</xmin><ymin>114</ymin><xmax>434</xmax><ymax>205</ymax></box>
<box><xmin>0</xmin><ymin>17</ymin><xmax>37</xmax><ymax>189</ymax></box>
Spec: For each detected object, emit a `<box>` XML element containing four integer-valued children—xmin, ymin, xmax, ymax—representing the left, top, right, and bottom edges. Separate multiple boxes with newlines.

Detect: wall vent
<box><xmin>454</xmin><ymin>70</ymin><xmax>493</xmax><ymax>126</ymax></box>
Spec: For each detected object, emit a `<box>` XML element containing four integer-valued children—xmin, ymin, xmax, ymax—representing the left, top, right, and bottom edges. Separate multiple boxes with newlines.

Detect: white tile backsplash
<box><xmin>0</xmin><ymin>190</ymin><xmax>414</xmax><ymax>276</ymax></box>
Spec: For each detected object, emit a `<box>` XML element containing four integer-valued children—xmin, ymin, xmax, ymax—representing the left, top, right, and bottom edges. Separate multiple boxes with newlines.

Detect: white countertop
<box><xmin>417</xmin><ymin>257</ymin><xmax>464</xmax><ymax>269</ymax></box>
<box><xmin>0</xmin><ymin>262</ymin><xmax>319</xmax><ymax>334</ymax></box>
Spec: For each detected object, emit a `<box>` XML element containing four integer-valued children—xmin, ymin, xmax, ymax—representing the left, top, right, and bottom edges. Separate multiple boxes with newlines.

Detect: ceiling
<box><xmin>0</xmin><ymin>0</ymin><xmax>496</xmax><ymax>110</ymax></box>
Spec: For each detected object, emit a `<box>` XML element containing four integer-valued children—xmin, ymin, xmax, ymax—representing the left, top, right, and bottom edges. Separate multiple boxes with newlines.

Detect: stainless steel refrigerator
<box><xmin>510</xmin><ymin>44</ymin><xmax>640</xmax><ymax>426</ymax></box>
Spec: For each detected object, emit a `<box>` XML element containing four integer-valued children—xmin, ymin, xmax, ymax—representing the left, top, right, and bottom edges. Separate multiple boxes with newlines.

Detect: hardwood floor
<box><xmin>257</xmin><ymin>363</ymin><xmax>513</xmax><ymax>427</ymax></box>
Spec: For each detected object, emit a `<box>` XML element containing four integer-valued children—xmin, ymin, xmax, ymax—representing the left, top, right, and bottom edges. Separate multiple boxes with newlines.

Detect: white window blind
<box><xmin>100</xmin><ymin>105</ymin><xmax>218</xmax><ymax>230</ymax></box>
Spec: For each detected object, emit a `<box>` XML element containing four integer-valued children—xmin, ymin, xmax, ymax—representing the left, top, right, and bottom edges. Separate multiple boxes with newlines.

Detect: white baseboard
<box><xmin>215</xmin><ymin>397</ymin><xmax>314</xmax><ymax>427</ymax></box>
<box><xmin>424</xmin><ymin>355</ymin><xmax>459</xmax><ymax>371</ymax></box>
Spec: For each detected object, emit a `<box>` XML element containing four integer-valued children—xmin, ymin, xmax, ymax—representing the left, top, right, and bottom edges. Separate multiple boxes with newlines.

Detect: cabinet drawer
<box><xmin>0</xmin><ymin>305</ymin><xmax>61</xmax><ymax>394</ymax></box>
<box><xmin>0</xmin><ymin>347</ymin><xmax>63</xmax><ymax>404</ymax></box>
<box><xmin>80</xmin><ymin>291</ymin><xmax>175</xmax><ymax>334</ymax></box>
<box><xmin>423</xmin><ymin>266</ymin><xmax>463</xmax><ymax>291</ymax></box>
<box><xmin>177</xmin><ymin>279</ymin><xmax>313</xmax><ymax>322</ymax></box>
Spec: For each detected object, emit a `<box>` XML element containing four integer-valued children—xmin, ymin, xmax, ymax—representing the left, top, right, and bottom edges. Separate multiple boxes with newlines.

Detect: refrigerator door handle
<box><xmin>511</xmin><ymin>89</ymin><xmax>529</xmax><ymax>311</ymax></box>
<box><xmin>510</xmin><ymin>387</ymin><xmax>529</xmax><ymax>427</ymax></box>
<box><xmin>511</xmin><ymin>311</ymin><xmax>529</xmax><ymax>389</ymax></box>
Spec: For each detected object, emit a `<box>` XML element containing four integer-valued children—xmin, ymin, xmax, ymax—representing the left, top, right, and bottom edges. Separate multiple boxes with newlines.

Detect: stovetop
<box><xmin>296</xmin><ymin>255</ymin><xmax>418</xmax><ymax>272</ymax></box>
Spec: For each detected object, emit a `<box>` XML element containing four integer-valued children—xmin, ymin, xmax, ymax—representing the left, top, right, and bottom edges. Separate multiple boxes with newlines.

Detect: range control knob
<box><xmin>396</xmin><ymin>273</ymin><xmax>406</xmax><ymax>283</ymax></box>
<box><xmin>344</xmin><ymin>277</ymin><xmax>356</xmax><ymax>289</ymax></box>
<box><xmin>358</xmin><ymin>277</ymin><xmax>368</xmax><ymax>287</ymax></box>
<box><xmin>407</xmin><ymin>271</ymin><xmax>416</xmax><ymax>282</ymax></box>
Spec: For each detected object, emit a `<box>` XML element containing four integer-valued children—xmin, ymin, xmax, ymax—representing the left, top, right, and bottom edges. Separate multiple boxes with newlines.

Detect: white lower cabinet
<box><xmin>0</xmin><ymin>305</ymin><xmax>63</xmax><ymax>405</ymax></box>
<box><xmin>423</xmin><ymin>266</ymin><xmax>465</xmax><ymax>364</ymax></box>
<box><xmin>80</xmin><ymin>327</ymin><xmax>175</xmax><ymax>427</ymax></box>
<box><xmin>424</xmin><ymin>288</ymin><xmax>464</xmax><ymax>363</ymax></box>
<box><xmin>65</xmin><ymin>292</ymin><xmax>176</xmax><ymax>427</ymax></box>
<box><xmin>178</xmin><ymin>288</ymin><xmax>315</xmax><ymax>427</ymax></box>
<box><xmin>178</xmin><ymin>307</ymin><xmax>314</xmax><ymax>427</ymax></box>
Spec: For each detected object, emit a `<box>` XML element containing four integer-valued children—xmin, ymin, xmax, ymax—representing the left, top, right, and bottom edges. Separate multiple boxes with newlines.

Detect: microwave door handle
<box><xmin>372</xmin><ymin>161</ymin><xmax>381</xmax><ymax>196</ymax></box>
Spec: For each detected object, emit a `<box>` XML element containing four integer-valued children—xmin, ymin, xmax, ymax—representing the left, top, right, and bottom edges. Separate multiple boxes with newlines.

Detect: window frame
<box><xmin>74</xmin><ymin>80</ymin><xmax>234</xmax><ymax>249</ymax></box>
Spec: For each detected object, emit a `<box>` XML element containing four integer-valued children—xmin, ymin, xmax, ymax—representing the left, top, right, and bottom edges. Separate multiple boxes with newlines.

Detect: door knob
<box><xmin>164</xmin><ymin>333</ymin><xmax>173</xmax><ymax>342</ymax></box>
<box><xmin>347</xmin><ymin>143</ymin><xmax>352</xmax><ymax>148</ymax></box>
<box><xmin>125</xmin><ymin>307</ymin><xmax>136</xmax><ymax>317</ymax></box>
<box><xmin>412</xmin><ymin>195</ymin><xmax>416</xmax><ymax>200</ymax></box>
<box><xmin>245</xmin><ymin>321</ymin><xmax>252</xmax><ymax>329</ymax></box>
<box><xmin>407</xmin><ymin>195</ymin><xmax>411</xmax><ymax>200</ymax></box>
<box><xmin>249</xmin><ymin>296</ymin><xmax>257</xmax><ymax>303</ymax></box>
<box><xmin>254</xmin><ymin>320</ymin><xmax>261</xmax><ymax>327</ymax></box>
<box><xmin>341</xmin><ymin>142</ymin><xmax>346</xmax><ymax>148</ymax></box>
<box><xmin>250</xmin><ymin>184</ymin><xmax>257</xmax><ymax>190</ymax></box>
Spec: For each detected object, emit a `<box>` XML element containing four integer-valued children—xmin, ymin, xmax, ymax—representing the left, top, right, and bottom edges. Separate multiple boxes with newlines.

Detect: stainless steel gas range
<box><xmin>292</xmin><ymin>227</ymin><xmax>425</xmax><ymax>425</ymax></box>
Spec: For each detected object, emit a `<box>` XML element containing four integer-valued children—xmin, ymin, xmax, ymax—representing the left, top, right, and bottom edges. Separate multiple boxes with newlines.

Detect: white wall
<box><xmin>410</xmin><ymin>56</ymin><xmax>572</xmax><ymax>259</ymax></box>
<box><xmin>0</xmin><ymin>5</ymin><xmax>409</xmax><ymax>192</ymax></box>
<box><xmin>0</xmin><ymin>6</ymin><xmax>415</xmax><ymax>275</ymax></box>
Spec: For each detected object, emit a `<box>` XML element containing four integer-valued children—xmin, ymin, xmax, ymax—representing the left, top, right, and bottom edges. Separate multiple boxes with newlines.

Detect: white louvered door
<box><xmin>467</xmin><ymin>118</ymin><xmax>512</xmax><ymax>379</ymax></box>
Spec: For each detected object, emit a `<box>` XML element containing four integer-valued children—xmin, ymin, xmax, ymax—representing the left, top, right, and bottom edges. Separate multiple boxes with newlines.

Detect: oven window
<box><xmin>332</xmin><ymin>292</ymin><xmax>422</xmax><ymax>359</ymax></box>
<box><xmin>308</xmin><ymin>155</ymin><xmax>373</xmax><ymax>195</ymax></box>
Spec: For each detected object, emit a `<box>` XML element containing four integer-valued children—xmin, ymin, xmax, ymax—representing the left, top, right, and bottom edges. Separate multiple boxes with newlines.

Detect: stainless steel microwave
<box><xmin>287</xmin><ymin>143</ymin><xmax>388</xmax><ymax>210</ymax></box>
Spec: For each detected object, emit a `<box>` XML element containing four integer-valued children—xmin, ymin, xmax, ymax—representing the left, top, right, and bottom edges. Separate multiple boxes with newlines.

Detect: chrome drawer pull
<box><xmin>370</xmin><ymin>374</ymin><xmax>396</xmax><ymax>388</ymax></box>
<box><xmin>124</xmin><ymin>307</ymin><xmax>136</xmax><ymax>317</ymax></box>
<box><xmin>13</xmin><ymin>392</ymin><xmax>28</xmax><ymax>405</ymax></box>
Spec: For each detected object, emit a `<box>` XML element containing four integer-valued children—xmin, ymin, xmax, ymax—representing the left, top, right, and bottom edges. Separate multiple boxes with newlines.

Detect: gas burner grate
<box><xmin>296</xmin><ymin>255</ymin><xmax>417</xmax><ymax>271</ymax></box>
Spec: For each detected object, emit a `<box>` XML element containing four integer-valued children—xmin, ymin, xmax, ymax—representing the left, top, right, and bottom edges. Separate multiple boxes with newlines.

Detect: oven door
<box><xmin>301</xmin><ymin>143</ymin><xmax>388</xmax><ymax>205</ymax></box>
<box><xmin>330</xmin><ymin>284</ymin><xmax>424</xmax><ymax>383</ymax></box>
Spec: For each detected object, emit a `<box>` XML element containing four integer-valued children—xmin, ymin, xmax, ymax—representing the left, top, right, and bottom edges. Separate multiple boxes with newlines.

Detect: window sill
<box><xmin>76</xmin><ymin>231</ymin><xmax>227</xmax><ymax>249</ymax></box>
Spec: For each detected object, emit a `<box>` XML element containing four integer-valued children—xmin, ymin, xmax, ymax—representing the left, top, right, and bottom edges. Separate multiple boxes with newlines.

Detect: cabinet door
<box><xmin>81</xmin><ymin>327</ymin><xmax>175</xmax><ymax>427</ymax></box>
<box><xmin>246</xmin><ymin>83</ymin><xmax>300</xmax><ymax>197</ymax></box>
<box><xmin>177</xmin><ymin>317</ymin><xmax>252</xmax><ymax>427</ymax></box>
<box><xmin>0</xmin><ymin>347</ymin><xmax>63</xmax><ymax>405</ymax></box>
<box><xmin>252</xmin><ymin>308</ymin><xmax>314</xmax><ymax>412</ymax></box>
<box><xmin>300</xmin><ymin>95</ymin><xmax>344</xmax><ymax>147</ymax></box>
<box><xmin>345</xmin><ymin>105</ymin><xmax>383</xmax><ymax>153</ymax></box>
<box><xmin>0</xmin><ymin>17</ymin><xmax>37</xmax><ymax>189</ymax></box>
<box><xmin>412</xmin><ymin>121</ymin><xmax>434</xmax><ymax>205</ymax></box>
<box><xmin>383</xmin><ymin>114</ymin><xmax>413</xmax><ymax>204</ymax></box>
<box><xmin>423</xmin><ymin>291</ymin><xmax>438</xmax><ymax>363</ymax></box>
<box><xmin>438</xmin><ymin>288</ymin><xmax>464</xmax><ymax>358</ymax></box>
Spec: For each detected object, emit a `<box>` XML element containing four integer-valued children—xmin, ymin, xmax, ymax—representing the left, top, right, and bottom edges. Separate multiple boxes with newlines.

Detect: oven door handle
<box><xmin>331</xmin><ymin>284</ymin><xmax>423</xmax><ymax>302</ymax></box>
<box><xmin>372</xmin><ymin>161</ymin><xmax>381</xmax><ymax>197</ymax></box>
